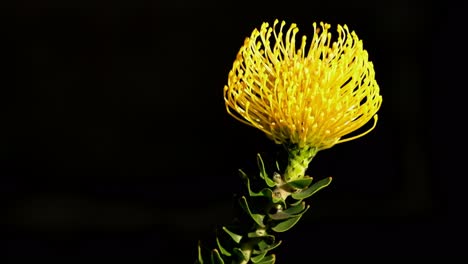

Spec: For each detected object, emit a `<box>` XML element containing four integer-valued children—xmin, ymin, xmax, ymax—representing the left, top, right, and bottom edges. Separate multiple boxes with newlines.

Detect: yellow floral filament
<box><xmin>224</xmin><ymin>20</ymin><xmax>382</xmax><ymax>151</ymax></box>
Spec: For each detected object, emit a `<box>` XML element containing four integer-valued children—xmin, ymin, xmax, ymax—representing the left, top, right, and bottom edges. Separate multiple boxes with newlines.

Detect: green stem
<box><xmin>283</xmin><ymin>145</ymin><xmax>318</xmax><ymax>182</ymax></box>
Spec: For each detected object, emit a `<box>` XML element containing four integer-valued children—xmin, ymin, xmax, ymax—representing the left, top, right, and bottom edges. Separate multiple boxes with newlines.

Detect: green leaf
<box><xmin>254</xmin><ymin>240</ymin><xmax>282</xmax><ymax>254</ymax></box>
<box><xmin>282</xmin><ymin>202</ymin><xmax>306</xmax><ymax>215</ymax></box>
<box><xmin>240</xmin><ymin>171</ymin><xmax>274</xmax><ymax>199</ymax></box>
<box><xmin>257</xmin><ymin>239</ymin><xmax>271</xmax><ymax>252</ymax></box>
<box><xmin>239</xmin><ymin>169</ymin><xmax>248</xmax><ymax>180</ymax></box>
<box><xmin>222</xmin><ymin>226</ymin><xmax>242</xmax><ymax>244</ymax></box>
<box><xmin>197</xmin><ymin>241</ymin><xmax>204</xmax><ymax>264</ymax></box>
<box><xmin>271</xmin><ymin>215</ymin><xmax>301</xmax><ymax>232</ymax></box>
<box><xmin>240</xmin><ymin>169</ymin><xmax>260</xmax><ymax>197</ymax></box>
<box><xmin>291</xmin><ymin>177</ymin><xmax>332</xmax><ymax>200</ymax></box>
<box><xmin>251</xmin><ymin>251</ymin><xmax>268</xmax><ymax>263</ymax></box>
<box><xmin>289</xmin><ymin>198</ymin><xmax>303</xmax><ymax>206</ymax></box>
<box><xmin>271</xmin><ymin>206</ymin><xmax>309</xmax><ymax>232</ymax></box>
<box><xmin>269</xmin><ymin>202</ymin><xmax>306</xmax><ymax>220</ymax></box>
<box><xmin>239</xmin><ymin>196</ymin><xmax>265</xmax><ymax>227</ymax></box>
<box><xmin>268</xmin><ymin>211</ymin><xmax>295</xmax><ymax>220</ymax></box>
<box><xmin>211</xmin><ymin>249</ymin><xmax>224</xmax><ymax>264</ymax></box>
<box><xmin>287</xmin><ymin>176</ymin><xmax>313</xmax><ymax>189</ymax></box>
<box><xmin>265</xmin><ymin>240</ymin><xmax>282</xmax><ymax>252</ymax></box>
<box><xmin>216</xmin><ymin>236</ymin><xmax>232</xmax><ymax>257</ymax></box>
<box><xmin>256</xmin><ymin>254</ymin><xmax>276</xmax><ymax>264</ymax></box>
<box><xmin>257</xmin><ymin>153</ymin><xmax>267</xmax><ymax>180</ymax></box>
<box><xmin>233</xmin><ymin>248</ymin><xmax>249</xmax><ymax>262</ymax></box>
<box><xmin>257</xmin><ymin>154</ymin><xmax>276</xmax><ymax>187</ymax></box>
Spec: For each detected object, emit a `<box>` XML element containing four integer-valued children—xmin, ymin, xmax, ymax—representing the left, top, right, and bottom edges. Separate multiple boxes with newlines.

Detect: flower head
<box><xmin>224</xmin><ymin>20</ymin><xmax>382</xmax><ymax>151</ymax></box>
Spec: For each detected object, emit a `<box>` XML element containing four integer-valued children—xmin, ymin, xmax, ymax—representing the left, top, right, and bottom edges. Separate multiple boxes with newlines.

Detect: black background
<box><xmin>5</xmin><ymin>0</ymin><xmax>461</xmax><ymax>263</ymax></box>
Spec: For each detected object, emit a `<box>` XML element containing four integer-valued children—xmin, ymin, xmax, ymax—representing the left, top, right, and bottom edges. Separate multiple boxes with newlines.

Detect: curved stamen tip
<box><xmin>337</xmin><ymin>115</ymin><xmax>379</xmax><ymax>145</ymax></box>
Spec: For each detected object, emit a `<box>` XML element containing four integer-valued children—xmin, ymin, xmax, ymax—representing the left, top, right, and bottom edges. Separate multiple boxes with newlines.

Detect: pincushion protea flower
<box><xmin>224</xmin><ymin>19</ymin><xmax>382</xmax><ymax>150</ymax></box>
<box><xmin>224</xmin><ymin>20</ymin><xmax>382</xmax><ymax>181</ymax></box>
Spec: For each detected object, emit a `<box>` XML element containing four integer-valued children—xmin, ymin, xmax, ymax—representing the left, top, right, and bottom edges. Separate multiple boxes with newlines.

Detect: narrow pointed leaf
<box><xmin>256</xmin><ymin>254</ymin><xmax>276</xmax><ymax>264</ymax></box>
<box><xmin>265</xmin><ymin>240</ymin><xmax>282</xmax><ymax>252</ymax></box>
<box><xmin>257</xmin><ymin>154</ymin><xmax>276</xmax><ymax>187</ymax></box>
<box><xmin>264</xmin><ymin>175</ymin><xmax>276</xmax><ymax>188</ymax></box>
<box><xmin>239</xmin><ymin>169</ymin><xmax>249</xmax><ymax>181</ymax></box>
<box><xmin>241</xmin><ymin>172</ymin><xmax>275</xmax><ymax>199</ymax></box>
<box><xmin>289</xmin><ymin>198</ymin><xmax>303</xmax><ymax>206</ymax></box>
<box><xmin>239</xmin><ymin>196</ymin><xmax>265</xmax><ymax>227</ymax></box>
<box><xmin>282</xmin><ymin>202</ymin><xmax>306</xmax><ymax>215</ymax></box>
<box><xmin>257</xmin><ymin>240</ymin><xmax>270</xmax><ymax>251</ymax></box>
<box><xmin>222</xmin><ymin>226</ymin><xmax>242</xmax><ymax>244</ymax></box>
<box><xmin>251</xmin><ymin>251</ymin><xmax>267</xmax><ymax>263</ymax></box>
<box><xmin>271</xmin><ymin>206</ymin><xmax>309</xmax><ymax>232</ymax></box>
<box><xmin>211</xmin><ymin>249</ymin><xmax>224</xmax><ymax>264</ymax></box>
<box><xmin>197</xmin><ymin>241</ymin><xmax>204</xmax><ymax>264</ymax></box>
<box><xmin>257</xmin><ymin>153</ymin><xmax>267</xmax><ymax>180</ymax></box>
<box><xmin>233</xmin><ymin>248</ymin><xmax>249</xmax><ymax>262</ymax></box>
<box><xmin>240</xmin><ymin>170</ymin><xmax>263</xmax><ymax>197</ymax></box>
<box><xmin>287</xmin><ymin>176</ymin><xmax>313</xmax><ymax>189</ymax></box>
<box><xmin>269</xmin><ymin>211</ymin><xmax>295</xmax><ymax>220</ymax></box>
<box><xmin>291</xmin><ymin>177</ymin><xmax>332</xmax><ymax>200</ymax></box>
<box><xmin>271</xmin><ymin>215</ymin><xmax>301</xmax><ymax>232</ymax></box>
<box><xmin>269</xmin><ymin>202</ymin><xmax>306</xmax><ymax>220</ymax></box>
<box><xmin>254</xmin><ymin>240</ymin><xmax>282</xmax><ymax>254</ymax></box>
<box><xmin>216</xmin><ymin>237</ymin><xmax>232</xmax><ymax>257</ymax></box>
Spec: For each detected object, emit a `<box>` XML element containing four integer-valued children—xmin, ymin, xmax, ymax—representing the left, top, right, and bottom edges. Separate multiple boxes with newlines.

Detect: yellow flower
<box><xmin>224</xmin><ymin>19</ymin><xmax>382</xmax><ymax>151</ymax></box>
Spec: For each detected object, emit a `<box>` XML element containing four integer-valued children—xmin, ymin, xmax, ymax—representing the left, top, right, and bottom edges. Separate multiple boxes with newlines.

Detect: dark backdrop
<box><xmin>5</xmin><ymin>0</ymin><xmax>458</xmax><ymax>263</ymax></box>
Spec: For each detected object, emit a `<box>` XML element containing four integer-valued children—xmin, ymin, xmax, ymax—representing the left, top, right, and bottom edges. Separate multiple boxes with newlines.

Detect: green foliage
<box><xmin>257</xmin><ymin>154</ymin><xmax>276</xmax><ymax>187</ymax></box>
<box><xmin>271</xmin><ymin>211</ymin><xmax>306</xmax><ymax>233</ymax></box>
<box><xmin>211</xmin><ymin>249</ymin><xmax>224</xmax><ymax>264</ymax></box>
<box><xmin>222</xmin><ymin>226</ymin><xmax>243</xmax><ymax>244</ymax></box>
<box><xmin>239</xmin><ymin>196</ymin><xmax>266</xmax><ymax>227</ymax></box>
<box><xmin>196</xmin><ymin>154</ymin><xmax>331</xmax><ymax>264</ymax></box>
<box><xmin>291</xmin><ymin>177</ymin><xmax>332</xmax><ymax>200</ymax></box>
<box><xmin>287</xmin><ymin>177</ymin><xmax>313</xmax><ymax>189</ymax></box>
